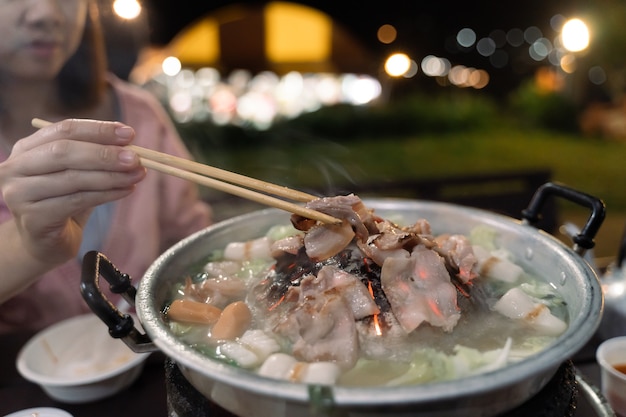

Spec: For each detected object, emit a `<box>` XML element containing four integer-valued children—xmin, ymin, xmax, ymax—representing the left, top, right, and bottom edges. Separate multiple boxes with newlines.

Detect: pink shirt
<box><xmin>0</xmin><ymin>76</ymin><xmax>212</xmax><ymax>333</ymax></box>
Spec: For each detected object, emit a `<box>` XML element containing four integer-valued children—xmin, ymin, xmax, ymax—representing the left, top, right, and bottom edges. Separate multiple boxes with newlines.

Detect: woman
<box><xmin>0</xmin><ymin>0</ymin><xmax>212</xmax><ymax>333</ymax></box>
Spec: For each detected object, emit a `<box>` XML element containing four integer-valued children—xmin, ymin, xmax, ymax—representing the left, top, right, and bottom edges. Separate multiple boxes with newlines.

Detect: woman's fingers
<box><xmin>18</xmin><ymin>188</ymin><xmax>136</xmax><ymax>234</ymax></box>
<box><xmin>15</xmin><ymin>119</ymin><xmax>136</xmax><ymax>153</ymax></box>
<box><xmin>0</xmin><ymin>118</ymin><xmax>146</xmax><ymax>204</ymax></box>
<box><xmin>8</xmin><ymin>138</ymin><xmax>142</xmax><ymax>176</ymax></box>
<box><xmin>2</xmin><ymin>168</ymin><xmax>146</xmax><ymax>206</ymax></box>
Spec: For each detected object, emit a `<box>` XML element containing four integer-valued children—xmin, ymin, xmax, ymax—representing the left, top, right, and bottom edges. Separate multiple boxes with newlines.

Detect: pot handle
<box><xmin>521</xmin><ymin>182</ymin><xmax>606</xmax><ymax>255</ymax></box>
<box><xmin>80</xmin><ymin>250</ymin><xmax>157</xmax><ymax>353</ymax></box>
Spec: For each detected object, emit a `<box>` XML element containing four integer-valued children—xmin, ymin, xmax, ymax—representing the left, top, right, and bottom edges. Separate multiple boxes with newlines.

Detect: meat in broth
<box><xmin>164</xmin><ymin>195</ymin><xmax>568</xmax><ymax>387</ymax></box>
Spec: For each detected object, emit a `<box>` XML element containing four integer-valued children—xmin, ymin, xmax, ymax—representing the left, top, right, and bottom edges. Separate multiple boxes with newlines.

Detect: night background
<box><xmin>102</xmin><ymin>0</ymin><xmax>626</xmax><ymax>260</ymax></box>
<box><xmin>137</xmin><ymin>0</ymin><xmax>591</xmax><ymax>96</ymax></box>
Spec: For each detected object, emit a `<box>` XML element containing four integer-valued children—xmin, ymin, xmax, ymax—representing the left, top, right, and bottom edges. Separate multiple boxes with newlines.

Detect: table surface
<box><xmin>0</xmin><ymin>330</ymin><xmax>612</xmax><ymax>417</ymax></box>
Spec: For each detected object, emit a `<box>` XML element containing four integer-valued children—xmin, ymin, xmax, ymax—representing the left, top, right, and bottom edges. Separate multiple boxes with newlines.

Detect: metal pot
<box><xmin>81</xmin><ymin>182</ymin><xmax>606</xmax><ymax>417</ymax></box>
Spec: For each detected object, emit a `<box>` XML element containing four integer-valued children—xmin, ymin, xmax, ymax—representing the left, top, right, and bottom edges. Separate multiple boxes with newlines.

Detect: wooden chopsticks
<box><xmin>31</xmin><ymin>118</ymin><xmax>341</xmax><ymax>225</ymax></box>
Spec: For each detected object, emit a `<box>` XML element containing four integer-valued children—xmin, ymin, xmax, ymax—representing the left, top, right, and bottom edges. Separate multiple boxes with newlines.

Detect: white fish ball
<box><xmin>299</xmin><ymin>362</ymin><xmax>341</xmax><ymax>385</ymax></box>
<box><xmin>258</xmin><ymin>353</ymin><xmax>298</xmax><ymax>380</ymax></box>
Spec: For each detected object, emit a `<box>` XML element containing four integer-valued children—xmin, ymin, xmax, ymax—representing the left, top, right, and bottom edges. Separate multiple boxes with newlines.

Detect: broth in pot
<box><xmin>163</xmin><ymin>194</ymin><xmax>569</xmax><ymax>388</ymax></box>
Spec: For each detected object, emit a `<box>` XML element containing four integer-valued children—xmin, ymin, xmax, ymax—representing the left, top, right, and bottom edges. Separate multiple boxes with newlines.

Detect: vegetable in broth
<box><xmin>163</xmin><ymin>195</ymin><xmax>568</xmax><ymax>387</ymax></box>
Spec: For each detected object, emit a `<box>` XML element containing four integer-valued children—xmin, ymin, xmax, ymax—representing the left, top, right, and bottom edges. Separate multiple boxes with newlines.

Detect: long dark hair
<box><xmin>56</xmin><ymin>1</ymin><xmax>108</xmax><ymax>111</ymax></box>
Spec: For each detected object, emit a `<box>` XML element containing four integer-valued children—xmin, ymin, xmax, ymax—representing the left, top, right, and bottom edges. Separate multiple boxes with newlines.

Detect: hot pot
<box><xmin>81</xmin><ymin>182</ymin><xmax>606</xmax><ymax>417</ymax></box>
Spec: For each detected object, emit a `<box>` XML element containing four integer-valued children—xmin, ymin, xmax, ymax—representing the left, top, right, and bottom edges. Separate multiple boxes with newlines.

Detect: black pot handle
<box><xmin>521</xmin><ymin>182</ymin><xmax>606</xmax><ymax>255</ymax></box>
<box><xmin>80</xmin><ymin>250</ymin><xmax>156</xmax><ymax>353</ymax></box>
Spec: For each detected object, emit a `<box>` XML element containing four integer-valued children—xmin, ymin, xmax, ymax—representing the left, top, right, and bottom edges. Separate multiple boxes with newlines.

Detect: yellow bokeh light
<box><xmin>560</xmin><ymin>54</ymin><xmax>577</xmax><ymax>73</ymax></box>
<box><xmin>535</xmin><ymin>67</ymin><xmax>564</xmax><ymax>92</ymax></box>
<box><xmin>561</xmin><ymin>18</ymin><xmax>589</xmax><ymax>52</ymax></box>
<box><xmin>384</xmin><ymin>53</ymin><xmax>411</xmax><ymax>77</ymax></box>
<box><xmin>448</xmin><ymin>65</ymin><xmax>469</xmax><ymax>87</ymax></box>
<box><xmin>377</xmin><ymin>24</ymin><xmax>397</xmax><ymax>44</ymax></box>
<box><xmin>469</xmin><ymin>69</ymin><xmax>489</xmax><ymax>89</ymax></box>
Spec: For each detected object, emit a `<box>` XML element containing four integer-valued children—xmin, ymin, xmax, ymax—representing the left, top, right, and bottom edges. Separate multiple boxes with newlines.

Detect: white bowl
<box><xmin>596</xmin><ymin>336</ymin><xmax>626</xmax><ymax>416</ymax></box>
<box><xmin>3</xmin><ymin>407</ymin><xmax>74</xmax><ymax>417</ymax></box>
<box><xmin>16</xmin><ymin>314</ymin><xmax>150</xmax><ymax>404</ymax></box>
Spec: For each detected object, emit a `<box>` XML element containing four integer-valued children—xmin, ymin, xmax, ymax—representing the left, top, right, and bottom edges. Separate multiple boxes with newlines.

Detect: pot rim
<box><xmin>137</xmin><ymin>199</ymin><xmax>603</xmax><ymax>406</ymax></box>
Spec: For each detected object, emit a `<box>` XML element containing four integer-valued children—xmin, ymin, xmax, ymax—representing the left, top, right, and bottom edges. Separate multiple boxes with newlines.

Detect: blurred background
<box><xmin>99</xmin><ymin>0</ymin><xmax>626</xmax><ymax>262</ymax></box>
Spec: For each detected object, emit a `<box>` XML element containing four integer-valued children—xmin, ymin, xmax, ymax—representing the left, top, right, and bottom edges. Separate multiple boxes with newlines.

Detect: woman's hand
<box><xmin>0</xmin><ymin>119</ymin><xmax>146</xmax><ymax>270</ymax></box>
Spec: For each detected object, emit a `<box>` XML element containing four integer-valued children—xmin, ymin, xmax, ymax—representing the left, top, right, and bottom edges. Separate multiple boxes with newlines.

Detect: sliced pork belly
<box><xmin>434</xmin><ymin>234</ymin><xmax>478</xmax><ymax>283</ymax></box>
<box><xmin>381</xmin><ymin>245</ymin><xmax>461</xmax><ymax>333</ymax></box>
<box><xmin>357</xmin><ymin>220</ymin><xmax>426</xmax><ymax>266</ymax></box>
<box><xmin>291</xmin><ymin>194</ymin><xmax>391</xmax><ymax>261</ymax></box>
<box><xmin>403</xmin><ymin>218</ymin><xmax>433</xmax><ymax>236</ymax></box>
<box><xmin>306</xmin><ymin>265</ymin><xmax>380</xmax><ymax>319</ymax></box>
<box><xmin>270</xmin><ymin>234</ymin><xmax>304</xmax><ymax>257</ymax></box>
<box><xmin>357</xmin><ymin>236</ymin><xmax>410</xmax><ymax>268</ymax></box>
<box><xmin>292</xmin><ymin>194</ymin><xmax>376</xmax><ymax>241</ymax></box>
<box><xmin>274</xmin><ymin>291</ymin><xmax>359</xmax><ymax>370</ymax></box>
<box><xmin>303</xmin><ymin>221</ymin><xmax>355</xmax><ymax>261</ymax></box>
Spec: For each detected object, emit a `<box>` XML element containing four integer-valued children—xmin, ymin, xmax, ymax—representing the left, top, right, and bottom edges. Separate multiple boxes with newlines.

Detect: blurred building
<box><xmin>130</xmin><ymin>2</ymin><xmax>376</xmax><ymax>82</ymax></box>
<box><xmin>127</xmin><ymin>2</ymin><xmax>382</xmax><ymax>128</ymax></box>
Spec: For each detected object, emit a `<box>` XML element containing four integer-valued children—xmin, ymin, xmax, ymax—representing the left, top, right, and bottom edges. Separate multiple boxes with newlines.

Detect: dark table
<box><xmin>0</xmin><ymin>332</ymin><xmax>169</xmax><ymax>417</ymax></box>
<box><xmin>0</xmin><ymin>330</ymin><xmax>613</xmax><ymax>417</ymax></box>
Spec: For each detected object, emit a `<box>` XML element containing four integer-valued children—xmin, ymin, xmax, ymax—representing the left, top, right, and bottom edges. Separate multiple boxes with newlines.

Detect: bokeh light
<box><xmin>456</xmin><ymin>28</ymin><xmax>476</xmax><ymax>48</ymax></box>
<box><xmin>162</xmin><ymin>56</ymin><xmax>182</xmax><ymax>76</ymax></box>
<box><xmin>403</xmin><ymin>60</ymin><xmax>419</xmax><ymax>78</ymax></box>
<box><xmin>476</xmin><ymin>37</ymin><xmax>496</xmax><ymax>57</ymax></box>
<box><xmin>148</xmin><ymin>64</ymin><xmax>382</xmax><ymax>128</ymax></box>
<box><xmin>561</xmin><ymin>18</ymin><xmax>590</xmax><ymax>52</ymax></box>
<box><xmin>560</xmin><ymin>54</ymin><xmax>577</xmax><ymax>73</ymax></box>
<box><xmin>448</xmin><ymin>65</ymin><xmax>469</xmax><ymax>86</ymax></box>
<box><xmin>112</xmin><ymin>0</ymin><xmax>141</xmax><ymax>20</ymax></box>
<box><xmin>524</xmin><ymin>26</ymin><xmax>542</xmax><ymax>44</ymax></box>
<box><xmin>342</xmin><ymin>75</ymin><xmax>382</xmax><ymax>105</ymax></box>
<box><xmin>588</xmin><ymin>66</ymin><xmax>607</xmax><ymax>85</ymax></box>
<box><xmin>489</xmin><ymin>30</ymin><xmax>507</xmax><ymax>48</ymax></box>
<box><xmin>447</xmin><ymin>66</ymin><xmax>489</xmax><ymax>89</ymax></box>
<box><xmin>529</xmin><ymin>38</ymin><xmax>553</xmax><ymax>61</ymax></box>
<box><xmin>377</xmin><ymin>24</ymin><xmax>397</xmax><ymax>44</ymax></box>
<box><xmin>237</xmin><ymin>91</ymin><xmax>276</xmax><ymax>130</ymax></box>
<box><xmin>550</xmin><ymin>14</ymin><xmax>566</xmax><ymax>31</ymax></box>
<box><xmin>385</xmin><ymin>53</ymin><xmax>412</xmax><ymax>77</ymax></box>
<box><xmin>421</xmin><ymin>55</ymin><xmax>451</xmax><ymax>77</ymax></box>
<box><xmin>468</xmin><ymin>69</ymin><xmax>489</xmax><ymax>89</ymax></box>
<box><xmin>506</xmin><ymin>28</ymin><xmax>524</xmax><ymax>47</ymax></box>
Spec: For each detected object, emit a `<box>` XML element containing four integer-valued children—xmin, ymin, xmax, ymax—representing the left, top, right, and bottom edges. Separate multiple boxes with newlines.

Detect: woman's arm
<box><xmin>0</xmin><ymin>119</ymin><xmax>146</xmax><ymax>303</ymax></box>
<box><xmin>0</xmin><ymin>219</ymin><xmax>64</xmax><ymax>301</ymax></box>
